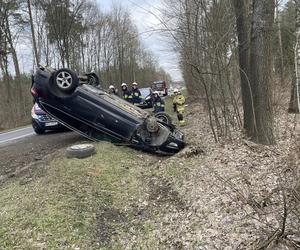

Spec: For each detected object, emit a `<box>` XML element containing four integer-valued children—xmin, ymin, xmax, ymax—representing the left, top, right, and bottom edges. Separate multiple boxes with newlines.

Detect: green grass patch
<box><xmin>0</xmin><ymin>142</ymin><xmax>146</xmax><ymax>249</ymax></box>
<box><xmin>0</xmin><ymin>91</ymin><xmax>190</xmax><ymax>249</ymax></box>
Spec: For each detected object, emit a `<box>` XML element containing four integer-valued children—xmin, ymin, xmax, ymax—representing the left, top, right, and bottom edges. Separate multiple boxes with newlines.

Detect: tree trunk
<box><xmin>27</xmin><ymin>0</ymin><xmax>39</xmax><ymax>66</ymax></box>
<box><xmin>233</xmin><ymin>0</ymin><xmax>276</xmax><ymax>144</ymax></box>
<box><xmin>288</xmin><ymin>0</ymin><xmax>300</xmax><ymax>113</ymax></box>
<box><xmin>232</xmin><ymin>0</ymin><xmax>254</xmax><ymax>134</ymax></box>
<box><xmin>4</xmin><ymin>15</ymin><xmax>22</xmax><ymax>111</ymax></box>
<box><xmin>276</xmin><ymin>2</ymin><xmax>285</xmax><ymax>86</ymax></box>
<box><xmin>5</xmin><ymin>16</ymin><xmax>20</xmax><ymax>79</ymax></box>
<box><xmin>249</xmin><ymin>0</ymin><xmax>275</xmax><ymax>144</ymax></box>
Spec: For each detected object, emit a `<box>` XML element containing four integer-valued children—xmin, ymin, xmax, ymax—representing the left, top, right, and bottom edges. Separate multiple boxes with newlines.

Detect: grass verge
<box><xmin>0</xmin><ymin>93</ymin><xmax>188</xmax><ymax>249</ymax></box>
<box><xmin>0</xmin><ymin>142</ymin><xmax>149</xmax><ymax>249</ymax></box>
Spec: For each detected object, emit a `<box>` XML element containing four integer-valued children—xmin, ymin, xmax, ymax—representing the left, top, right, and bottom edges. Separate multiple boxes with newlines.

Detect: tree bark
<box><xmin>233</xmin><ymin>0</ymin><xmax>276</xmax><ymax>144</ymax></box>
<box><xmin>288</xmin><ymin>0</ymin><xmax>300</xmax><ymax>113</ymax></box>
<box><xmin>4</xmin><ymin>16</ymin><xmax>20</xmax><ymax>79</ymax></box>
<box><xmin>232</xmin><ymin>0</ymin><xmax>254</xmax><ymax>134</ymax></box>
<box><xmin>27</xmin><ymin>0</ymin><xmax>39</xmax><ymax>66</ymax></box>
<box><xmin>276</xmin><ymin>2</ymin><xmax>285</xmax><ymax>86</ymax></box>
<box><xmin>249</xmin><ymin>0</ymin><xmax>275</xmax><ymax>144</ymax></box>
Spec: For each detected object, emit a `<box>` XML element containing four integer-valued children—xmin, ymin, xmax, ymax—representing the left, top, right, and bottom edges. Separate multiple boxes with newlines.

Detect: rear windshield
<box><xmin>152</xmin><ymin>82</ymin><xmax>166</xmax><ymax>90</ymax></box>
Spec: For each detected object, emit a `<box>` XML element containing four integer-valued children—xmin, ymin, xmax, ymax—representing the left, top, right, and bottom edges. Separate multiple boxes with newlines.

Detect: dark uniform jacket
<box><xmin>131</xmin><ymin>88</ymin><xmax>142</xmax><ymax>105</ymax></box>
<box><xmin>122</xmin><ymin>89</ymin><xmax>132</xmax><ymax>102</ymax></box>
<box><xmin>153</xmin><ymin>96</ymin><xmax>165</xmax><ymax>113</ymax></box>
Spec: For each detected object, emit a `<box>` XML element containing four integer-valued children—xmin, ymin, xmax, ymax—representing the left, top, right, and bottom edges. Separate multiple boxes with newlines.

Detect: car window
<box><xmin>101</xmin><ymin>94</ymin><xmax>148</xmax><ymax>118</ymax></box>
<box><xmin>155</xmin><ymin>83</ymin><xmax>163</xmax><ymax>88</ymax></box>
<box><xmin>152</xmin><ymin>81</ymin><xmax>165</xmax><ymax>90</ymax></box>
<box><xmin>140</xmin><ymin>88</ymin><xmax>150</xmax><ymax>97</ymax></box>
<box><xmin>81</xmin><ymin>84</ymin><xmax>105</xmax><ymax>95</ymax></box>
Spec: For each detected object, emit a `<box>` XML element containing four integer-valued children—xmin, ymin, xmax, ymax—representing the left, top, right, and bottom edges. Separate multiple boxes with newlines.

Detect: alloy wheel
<box><xmin>56</xmin><ymin>71</ymin><xmax>73</xmax><ymax>89</ymax></box>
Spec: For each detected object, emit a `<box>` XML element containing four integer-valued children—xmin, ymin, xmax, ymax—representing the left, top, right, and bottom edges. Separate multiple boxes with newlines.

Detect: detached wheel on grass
<box><xmin>154</xmin><ymin>112</ymin><xmax>172</xmax><ymax>126</ymax></box>
<box><xmin>66</xmin><ymin>144</ymin><xmax>96</xmax><ymax>159</ymax></box>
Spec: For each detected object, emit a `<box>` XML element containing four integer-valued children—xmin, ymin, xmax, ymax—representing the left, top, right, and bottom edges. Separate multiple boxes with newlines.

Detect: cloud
<box><xmin>17</xmin><ymin>0</ymin><xmax>182</xmax><ymax>81</ymax></box>
<box><xmin>97</xmin><ymin>0</ymin><xmax>183</xmax><ymax>81</ymax></box>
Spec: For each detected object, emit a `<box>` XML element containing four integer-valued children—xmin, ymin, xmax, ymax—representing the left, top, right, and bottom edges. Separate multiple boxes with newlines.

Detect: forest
<box><xmin>159</xmin><ymin>0</ymin><xmax>299</xmax><ymax>144</ymax></box>
<box><xmin>0</xmin><ymin>0</ymin><xmax>171</xmax><ymax>130</ymax></box>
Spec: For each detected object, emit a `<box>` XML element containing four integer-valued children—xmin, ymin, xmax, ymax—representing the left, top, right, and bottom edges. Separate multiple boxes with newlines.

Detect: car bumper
<box><xmin>32</xmin><ymin>118</ymin><xmax>64</xmax><ymax>130</ymax></box>
<box><xmin>158</xmin><ymin>129</ymin><xmax>185</xmax><ymax>154</ymax></box>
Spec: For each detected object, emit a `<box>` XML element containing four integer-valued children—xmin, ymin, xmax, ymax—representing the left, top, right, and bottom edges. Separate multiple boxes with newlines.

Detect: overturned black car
<box><xmin>31</xmin><ymin>67</ymin><xmax>185</xmax><ymax>155</ymax></box>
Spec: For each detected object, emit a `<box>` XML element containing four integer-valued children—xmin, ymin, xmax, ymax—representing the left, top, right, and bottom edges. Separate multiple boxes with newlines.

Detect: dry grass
<box><xmin>0</xmin><ymin>95</ymin><xmax>299</xmax><ymax>249</ymax></box>
<box><xmin>0</xmin><ymin>76</ymin><xmax>33</xmax><ymax>131</ymax></box>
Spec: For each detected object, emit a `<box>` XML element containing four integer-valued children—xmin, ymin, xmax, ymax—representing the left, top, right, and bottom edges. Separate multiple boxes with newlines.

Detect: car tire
<box><xmin>32</xmin><ymin>121</ymin><xmax>45</xmax><ymax>135</ymax></box>
<box><xmin>154</xmin><ymin>112</ymin><xmax>172</xmax><ymax>125</ymax></box>
<box><xmin>52</xmin><ymin>68</ymin><xmax>79</xmax><ymax>94</ymax></box>
<box><xmin>86</xmin><ymin>73</ymin><xmax>100</xmax><ymax>87</ymax></box>
<box><xmin>66</xmin><ymin>144</ymin><xmax>96</xmax><ymax>159</ymax></box>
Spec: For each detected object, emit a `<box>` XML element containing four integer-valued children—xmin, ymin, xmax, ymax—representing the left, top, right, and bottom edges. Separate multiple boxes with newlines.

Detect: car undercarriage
<box><xmin>31</xmin><ymin>67</ymin><xmax>185</xmax><ymax>155</ymax></box>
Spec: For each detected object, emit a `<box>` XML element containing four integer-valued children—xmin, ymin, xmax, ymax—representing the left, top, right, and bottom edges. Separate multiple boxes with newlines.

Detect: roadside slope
<box><xmin>0</xmin><ymin>102</ymin><xmax>299</xmax><ymax>249</ymax></box>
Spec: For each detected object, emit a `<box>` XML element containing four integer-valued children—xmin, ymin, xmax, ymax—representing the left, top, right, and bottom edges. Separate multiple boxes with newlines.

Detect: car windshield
<box><xmin>155</xmin><ymin>83</ymin><xmax>163</xmax><ymax>88</ymax></box>
<box><xmin>140</xmin><ymin>88</ymin><xmax>151</xmax><ymax>97</ymax></box>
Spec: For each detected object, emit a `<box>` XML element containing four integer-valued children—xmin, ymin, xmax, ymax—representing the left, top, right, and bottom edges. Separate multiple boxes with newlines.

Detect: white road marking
<box><xmin>0</xmin><ymin>126</ymin><xmax>32</xmax><ymax>135</ymax></box>
<box><xmin>0</xmin><ymin>132</ymin><xmax>35</xmax><ymax>145</ymax></box>
<box><xmin>0</xmin><ymin>126</ymin><xmax>35</xmax><ymax>145</ymax></box>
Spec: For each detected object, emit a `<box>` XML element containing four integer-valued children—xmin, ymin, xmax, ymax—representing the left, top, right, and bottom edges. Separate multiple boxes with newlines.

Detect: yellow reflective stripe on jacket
<box><xmin>177</xmin><ymin>106</ymin><xmax>185</xmax><ymax>112</ymax></box>
<box><xmin>154</xmin><ymin>102</ymin><xmax>165</xmax><ymax>107</ymax></box>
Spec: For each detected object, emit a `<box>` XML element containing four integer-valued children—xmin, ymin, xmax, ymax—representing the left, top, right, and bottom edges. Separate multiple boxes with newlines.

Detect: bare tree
<box><xmin>248</xmin><ymin>0</ymin><xmax>276</xmax><ymax>144</ymax></box>
<box><xmin>232</xmin><ymin>0</ymin><xmax>253</xmax><ymax>134</ymax></box>
<box><xmin>289</xmin><ymin>0</ymin><xmax>300</xmax><ymax>113</ymax></box>
<box><xmin>233</xmin><ymin>0</ymin><xmax>275</xmax><ymax>144</ymax></box>
<box><xmin>27</xmin><ymin>0</ymin><xmax>39</xmax><ymax>66</ymax></box>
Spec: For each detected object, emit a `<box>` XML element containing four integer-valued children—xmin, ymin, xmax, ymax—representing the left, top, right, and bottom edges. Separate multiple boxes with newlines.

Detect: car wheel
<box><xmin>52</xmin><ymin>68</ymin><xmax>79</xmax><ymax>94</ymax></box>
<box><xmin>32</xmin><ymin>121</ymin><xmax>45</xmax><ymax>135</ymax></box>
<box><xmin>86</xmin><ymin>73</ymin><xmax>100</xmax><ymax>87</ymax></box>
<box><xmin>154</xmin><ymin>112</ymin><xmax>172</xmax><ymax>125</ymax></box>
<box><xmin>66</xmin><ymin>144</ymin><xmax>96</xmax><ymax>159</ymax></box>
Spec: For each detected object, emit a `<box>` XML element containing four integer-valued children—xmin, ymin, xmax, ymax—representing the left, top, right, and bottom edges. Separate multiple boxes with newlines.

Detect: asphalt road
<box><xmin>0</xmin><ymin>127</ymin><xmax>83</xmax><ymax>181</ymax></box>
<box><xmin>0</xmin><ymin>126</ymin><xmax>35</xmax><ymax>145</ymax></box>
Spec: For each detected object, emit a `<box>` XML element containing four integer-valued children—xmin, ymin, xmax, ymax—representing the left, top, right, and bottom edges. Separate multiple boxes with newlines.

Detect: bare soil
<box><xmin>0</xmin><ymin>131</ymin><xmax>83</xmax><ymax>184</ymax></box>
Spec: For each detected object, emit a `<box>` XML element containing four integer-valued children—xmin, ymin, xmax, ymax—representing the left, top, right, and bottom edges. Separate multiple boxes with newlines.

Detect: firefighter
<box><xmin>153</xmin><ymin>91</ymin><xmax>165</xmax><ymax>113</ymax></box>
<box><xmin>121</xmin><ymin>83</ymin><xmax>132</xmax><ymax>102</ymax></box>
<box><xmin>173</xmin><ymin>88</ymin><xmax>186</xmax><ymax>125</ymax></box>
<box><xmin>131</xmin><ymin>82</ymin><xmax>142</xmax><ymax>106</ymax></box>
<box><xmin>108</xmin><ymin>85</ymin><xmax>119</xmax><ymax>96</ymax></box>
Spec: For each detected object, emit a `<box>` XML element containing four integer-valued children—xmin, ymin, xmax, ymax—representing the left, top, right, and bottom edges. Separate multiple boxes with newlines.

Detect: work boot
<box><xmin>179</xmin><ymin>120</ymin><xmax>186</xmax><ymax>126</ymax></box>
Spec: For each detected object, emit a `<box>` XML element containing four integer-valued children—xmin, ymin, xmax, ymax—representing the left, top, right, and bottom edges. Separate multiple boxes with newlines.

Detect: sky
<box><xmin>96</xmin><ymin>0</ymin><xmax>182</xmax><ymax>81</ymax></box>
